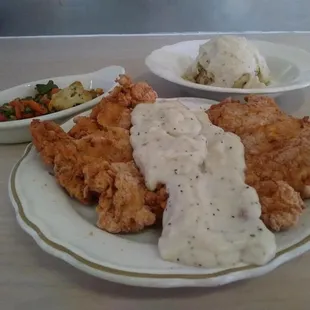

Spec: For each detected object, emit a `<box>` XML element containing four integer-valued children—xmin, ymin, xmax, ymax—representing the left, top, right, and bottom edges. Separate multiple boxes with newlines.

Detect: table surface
<box><xmin>1</xmin><ymin>33</ymin><xmax>310</xmax><ymax>310</ymax></box>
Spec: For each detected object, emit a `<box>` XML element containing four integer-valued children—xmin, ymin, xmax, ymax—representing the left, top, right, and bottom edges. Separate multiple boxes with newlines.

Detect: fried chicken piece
<box><xmin>90</xmin><ymin>74</ymin><xmax>157</xmax><ymax>119</ymax></box>
<box><xmin>144</xmin><ymin>185</ymin><xmax>168</xmax><ymax>222</ymax></box>
<box><xmin>68</xmin><ymin>116</ymin><xmax>102</xmax><ymax>139</ymax></box>
<box><xmin>31</xmin><ymin>77</ymin><xmax>164</xmax><ymax>233</ymax></box>
<box><xmin>207</xmin><ymin>95</ymin><xmax>288</xmax><ymax>136</ymax></box>
<box><xmin>96</xmin><ymin>101</ymin><xmax>131</xmax><ymax>129</ymax></box>
<box><xmin>255</xmin><ymin>181</ymin><xmax>304</xmax><ymax>231</ymax></box>
<box><xmin>86</xmin><ymin>161</ymin><xmax>156</xmax><ymax>233</ymax></box>
<box><xmin>30</xmin><ymin>119</ymin><xmax>72</xmax><ymax>165</ymax></box>
<box><xmin>207</xmin><ymin>96</ymin><xmax>307</xmax><ymax>231</ymax></box>
<box><xmin>241</xmin><ymin>117</ymin><xmax>308</xmax><ymax>155</ymax></box>
<box><xmin>30</xmin><ymin>120</ymin><xmax>94</xmax><ymax>203</ymax></box>
<box><xmin>82</xmin><ymin>160</ymin><xmax>114</xmax><ymax>195</ymax></box>
<box><xmin>75</xmin><ymin>127</ymin><xmax>133</xmax><ymax>163</ymax></box>
<box><xmin>30</xmin><ymin>120</ymin><xmax>133</xmax><ymax>204</ymax></box>
<box><xmin>246</xmin><ymin>124</ymin><xmax>310</xmax><ymax>198</ymax></box>
<box><xmin>53</xmin><ymin>143</ymin><xmax>94</xmax><ymax>204</ymax></box>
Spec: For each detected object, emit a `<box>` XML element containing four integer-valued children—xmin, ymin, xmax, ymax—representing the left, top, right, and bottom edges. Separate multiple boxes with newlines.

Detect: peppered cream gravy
<box><xmin>130</xmin><ymin>100</ymin><xmax>276</xmax><ymax>268</ymax></box>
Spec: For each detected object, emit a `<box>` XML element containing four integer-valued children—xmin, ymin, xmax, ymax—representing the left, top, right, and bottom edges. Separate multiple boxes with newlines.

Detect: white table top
<box><xmin>1</xmin><ymin>33</ymin><xmax>310</xmax><ymax>309</ymax></box>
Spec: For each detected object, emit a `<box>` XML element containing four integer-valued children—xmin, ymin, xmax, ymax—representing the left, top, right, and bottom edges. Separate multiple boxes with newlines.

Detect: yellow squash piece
<box><xmin>48</xmin><ymin>81</ymin><xmax>93</xmax><ymax>111</ymax></box>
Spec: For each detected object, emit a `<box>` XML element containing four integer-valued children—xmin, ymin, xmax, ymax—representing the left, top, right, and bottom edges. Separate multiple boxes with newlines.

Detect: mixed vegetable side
<box><xmin>0</xmin><ymin>80</ymin><xmax>103</xmax><ymax>122</ymax></box>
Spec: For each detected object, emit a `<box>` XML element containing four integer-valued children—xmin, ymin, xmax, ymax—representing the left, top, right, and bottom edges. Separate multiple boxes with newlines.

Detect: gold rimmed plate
<box><xmin>8</xmin><ymin>97</ymin><xmax>310</xmax><ymax>287</ymax></box>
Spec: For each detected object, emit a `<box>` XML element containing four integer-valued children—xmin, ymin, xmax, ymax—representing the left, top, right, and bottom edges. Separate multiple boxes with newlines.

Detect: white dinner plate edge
<box><xmin>8</xmin><ymin>98</ymin><xmax>310</xmax><ymax>287</ymax></box>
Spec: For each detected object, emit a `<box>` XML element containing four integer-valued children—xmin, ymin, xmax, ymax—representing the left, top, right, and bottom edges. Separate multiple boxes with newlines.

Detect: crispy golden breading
<box><xmin>75</xmin><ymin>128</ymin><xmax>133</xmax><ymax>163</ymax></box>
<box><xmin>84</xmin><ymin>161</ymin><xmax>156</xmax><ymax>233</ymax></box>
<box><xmin>144</xmin><ymin>185</ymin><xmax>168</xmax><ymax>222</ymax></box>
<box><xmin>96</xmin><ymin>101</ymin><xmax>132</xmax><ymax>129</ymax></box>
<box><xmin>30</xmin><ymin>119</ymin><xmax>73</xmax><ymax>165</ymax></box>
<box><xmin>68</xmin><ymin>116</ymin><xmax>102</xmax><ymax>139</ymax></box>
<box><xmin>53</xmin><ymin>144</ymin><xmax>94</xmax><ymax>204</ymax></box>
<box><xmin>30</xmin><ymin>75</ymin><xmax>166</xmax><ymax>233</ymax></box>
<box><xmin>256</xmin><ymin>180</ymin><xmax>304</xmax><ymax>231</ymax></box>
<box><xmin>207</xmin><ymin>96</ymin><xmax>307</xmax><ymax>231</ymax></box>
<box><xmin>90</xmin><ymin>75</ymin><xmax>157</xmax><ymax>118</ymax></box>
<box><xmin>30</xmin><ymin>120</ymin><xmax>94</xmax><ymax>203</ymax></box>
<box><xmin>207</xmin><ymin>96</ymin><xmax>288</xmax><ymax>137</ymax></box>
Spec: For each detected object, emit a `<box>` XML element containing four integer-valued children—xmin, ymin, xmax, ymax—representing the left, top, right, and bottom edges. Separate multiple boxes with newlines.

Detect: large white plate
<box><xmin>0</xmin><ymin>65</ymin><xmax>125</xmax><ymax>144</ymax></box>
<box><xmin>8</xmin><ymin>97</ymin><xmax>310</xmax><ymax>288</ymax></box>
<box><xmin>146</xmin><ymin>40</ymin><xmax>310</xmax><ymax>99</ymax></box>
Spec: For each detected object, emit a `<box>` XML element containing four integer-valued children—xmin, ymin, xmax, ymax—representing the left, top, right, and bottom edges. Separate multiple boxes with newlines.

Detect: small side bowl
<box><xmin>0</xmin><ymin>65</ymin><xmax>125</xmax><ymax>144</ymax></box>
<box><xmin>145</xmin><ymin>39</ymin><xmax>310</xmax><ymax>101</ymax></box>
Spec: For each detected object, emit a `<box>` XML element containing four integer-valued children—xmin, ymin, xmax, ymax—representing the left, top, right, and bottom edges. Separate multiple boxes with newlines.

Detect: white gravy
<box><xmin>130</xmin><ymin>100</ymin><xmax>276</xmax><ymax>268</ymax></box>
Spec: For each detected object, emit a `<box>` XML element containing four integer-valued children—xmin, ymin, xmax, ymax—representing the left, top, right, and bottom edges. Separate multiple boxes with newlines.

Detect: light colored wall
<box><xmin>0</xmin><ymin>0</ymin><xmax>309</xmax><ymax>36</ymax></box>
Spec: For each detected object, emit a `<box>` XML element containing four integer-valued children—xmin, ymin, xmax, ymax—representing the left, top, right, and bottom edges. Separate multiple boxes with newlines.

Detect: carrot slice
<box><xmin>15</xmin><ymin>105</ymin><xmax>22</xmax><ymax>119</ymax></box>
<box><xmin>23</xmin><ymin>100</ymin><xmax>48</xmax><ymax>115</ymax></box>
<box><xmin>10</xmin><ymin>100</ymin><xmax>23</xmax><ymax>119</ymax></box>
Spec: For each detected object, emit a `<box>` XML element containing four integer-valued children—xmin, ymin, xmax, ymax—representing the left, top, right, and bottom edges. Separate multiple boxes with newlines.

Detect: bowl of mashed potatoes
<box><xmin>145</xmin><ymin>35</ymin><xmax>310</xmax><ymax>100</ymax></box>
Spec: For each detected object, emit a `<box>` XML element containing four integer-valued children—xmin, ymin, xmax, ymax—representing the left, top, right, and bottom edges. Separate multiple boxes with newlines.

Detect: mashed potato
<box><xmin>184</xmin><ymin>36</ymin><xmax>271</xmax><ymax>89</ymax></box>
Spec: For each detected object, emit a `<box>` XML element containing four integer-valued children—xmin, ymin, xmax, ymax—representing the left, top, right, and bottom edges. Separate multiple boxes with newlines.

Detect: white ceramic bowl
<box><xmin>146</xmin><ymin>39</ymin><xmax>310</xmax><ymax>100</ymax></box>
<box><xmin>0</xmin><ymin>65</ymin><xmax>125</xmax><ymax>144</ymax></box>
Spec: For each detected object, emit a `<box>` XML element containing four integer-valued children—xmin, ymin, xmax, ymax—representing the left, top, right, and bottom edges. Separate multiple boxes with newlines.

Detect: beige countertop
<box><xmin>1</xmin><ymin>33</ymin><xmax>310</xmax><ymax>309</ymax></box>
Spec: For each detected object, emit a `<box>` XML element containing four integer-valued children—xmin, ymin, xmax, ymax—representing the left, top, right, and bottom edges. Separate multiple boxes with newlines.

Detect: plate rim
<box><xmin>8</xmin><ymin>97</ymin><xmax>310</xmax><ymax>287</ymax></box>
<box><xmin>145</xmin><ymin>39</ymin><xmax>310</xmax><ymax>94</ymax></box>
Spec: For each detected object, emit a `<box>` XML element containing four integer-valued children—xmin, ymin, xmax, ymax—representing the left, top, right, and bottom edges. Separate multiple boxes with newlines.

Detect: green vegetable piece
<box><xmin>24</xmin><ymin>106</ymin><xmax>32</xmax><ymax>113</ymax></box>
<box><xmin>35</xmin><ymin>80</ymin><xmax>59</xmax><ymax>95</ymax></box>
<box><xmin>0</xmin><ymin>104</ymin><xmax>14</xmax><ymax>118</ymax></box>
